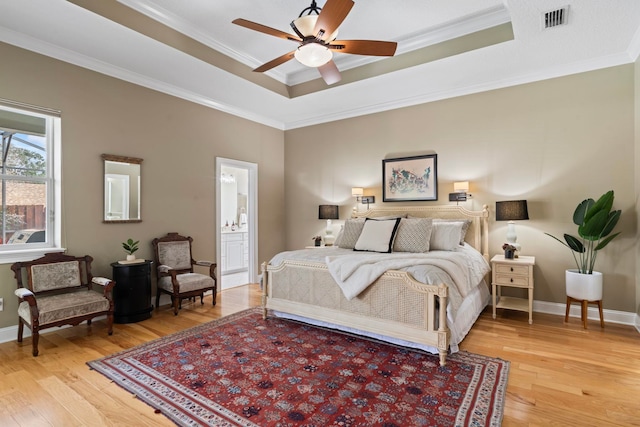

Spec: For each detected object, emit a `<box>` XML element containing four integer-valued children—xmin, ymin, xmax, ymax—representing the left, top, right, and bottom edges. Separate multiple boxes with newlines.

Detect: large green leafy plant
<box><xmin>545</xmin><ymin>191</ymin><xmax>621</xmax><ymax>274</ymax></box>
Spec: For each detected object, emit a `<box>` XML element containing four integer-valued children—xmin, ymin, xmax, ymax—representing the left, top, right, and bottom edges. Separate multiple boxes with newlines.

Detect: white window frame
<box><xmin>0</xmin><ymin>101</ymin><xmax>63</xmax><ymax>264</ymax></box>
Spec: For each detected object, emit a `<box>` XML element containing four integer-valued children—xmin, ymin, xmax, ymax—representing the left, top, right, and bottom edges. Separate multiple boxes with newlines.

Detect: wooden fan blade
<box><xmin>313</xmin><ymin>0</ymin><xmax>354</xmax><ymax>40</ymax></box>
<box><xmin>318</xmin><ymin>60</ymin><xmax>342</xmax><ymax>85</ymax></box>
<box><xmin>330</xmin><ymin>40</ymin><xmax>397</xmax><ymax>56</ymax></box>
<box><xmin>232</xmin><ymin>18</ymin><xmax>301</xmax><ymax>42</ymax></box>
<box><xmin>253</xmin><ymin>51</ymin><xmax>296</xmax><ymax>73</ymax></box>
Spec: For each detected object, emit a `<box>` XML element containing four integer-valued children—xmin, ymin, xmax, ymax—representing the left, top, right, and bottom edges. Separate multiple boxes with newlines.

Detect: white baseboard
<box><xmin>2</xmin><ymin>297</ymin><xmax>638</xmax><ymax>345</ymax></box>
<box><xmin>531</xmin><ymin>299</ymin><xmax>638</xmax><ymax>326</ymax></box>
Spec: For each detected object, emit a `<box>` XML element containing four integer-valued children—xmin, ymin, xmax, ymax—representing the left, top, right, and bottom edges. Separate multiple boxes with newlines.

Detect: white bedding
<box><xmin>269</xmin><ymin>244</ymin><xmax>490</xmax><ymax>320</ymax></box>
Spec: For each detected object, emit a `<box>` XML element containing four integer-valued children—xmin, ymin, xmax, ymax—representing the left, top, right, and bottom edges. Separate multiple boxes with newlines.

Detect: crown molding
<box><xmin>0</xmin><ymin>26</ymin><xmax>285</xmax><ymax>130</ymax></box>
<box><xmin>117</xmin><ymin>0</ymin><xmax>289</xmax><ymax>84</ymax></box>
<box><xmin>282</xmin><ymin>51</ymin><xmax>633</xmax><ymax>130</ymax></box>
<box><xmin>285</xmin><ymin>5</ymin><xmax>512</xmax><ymax>86</ymax></box>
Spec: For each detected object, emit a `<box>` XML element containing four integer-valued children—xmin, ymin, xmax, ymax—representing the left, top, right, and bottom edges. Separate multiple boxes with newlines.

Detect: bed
<box><xmin>261</xmin><ymin>205</ymin><xmax>490</xmax><ymax>366</ymax></box>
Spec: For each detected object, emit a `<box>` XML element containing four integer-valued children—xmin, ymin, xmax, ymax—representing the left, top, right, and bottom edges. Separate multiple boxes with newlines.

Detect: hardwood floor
<box><xmin>0</xmin><ymin>284</ymin><xmax>638</xmax><ymax>426</ymax></box>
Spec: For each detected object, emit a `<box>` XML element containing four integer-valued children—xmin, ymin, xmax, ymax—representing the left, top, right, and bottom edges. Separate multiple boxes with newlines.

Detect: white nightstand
<box><xmin>491</xmin><ymin>255</ymin><xmax>535</xmax><ymax>324</ymax></box>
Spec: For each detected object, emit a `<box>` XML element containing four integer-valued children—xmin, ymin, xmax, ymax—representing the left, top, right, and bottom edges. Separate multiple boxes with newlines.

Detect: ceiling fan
<box><xmin>232</xmin><ymin>0</ymin><xmax>397</xmax><ymax>85</ymax></box>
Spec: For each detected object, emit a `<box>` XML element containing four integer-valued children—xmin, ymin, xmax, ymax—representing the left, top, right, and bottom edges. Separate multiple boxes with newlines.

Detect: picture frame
<box><xmin>382</xmin><ymin>154</ymin><xmax>438</xmax><ymax>202</ymax></box>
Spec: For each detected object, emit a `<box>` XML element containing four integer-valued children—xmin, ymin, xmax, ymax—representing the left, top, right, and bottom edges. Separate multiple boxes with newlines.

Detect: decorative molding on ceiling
<box><xmin>0</xmin><ymin>26</ymin><xmax>284</xmax><ymax>130</ymax></box>
<box><xmin>118</xmin><ymin>0</ymin><xmax>511</xmax><ymax>87</ymax></box>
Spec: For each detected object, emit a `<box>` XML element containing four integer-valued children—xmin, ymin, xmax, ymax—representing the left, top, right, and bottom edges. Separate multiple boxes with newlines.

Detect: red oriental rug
<box><xmin>88</xmin><ymin>308</ymin><xmax>509</xmax><ymax>426</ymax></box>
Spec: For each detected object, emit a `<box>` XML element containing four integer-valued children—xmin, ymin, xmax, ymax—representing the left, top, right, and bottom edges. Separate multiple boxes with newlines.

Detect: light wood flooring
<box><xmin>0</xmin><ymin>284</ymin><xmax>638</xmax><ymax>426</ymax></box>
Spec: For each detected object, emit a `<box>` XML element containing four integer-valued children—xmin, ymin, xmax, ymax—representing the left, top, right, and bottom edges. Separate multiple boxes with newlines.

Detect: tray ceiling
<box><xmin>1</xmin><ymin>0</ymin><xmax>639</xmax><ymax>129</ymax></box>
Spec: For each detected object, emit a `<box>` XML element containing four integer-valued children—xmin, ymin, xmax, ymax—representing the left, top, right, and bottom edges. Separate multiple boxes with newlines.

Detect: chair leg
<box><xmin>581</xmin><ymin>300</ymin><xmax>588</xmax><ymax>329</ymax></box>
<box><xmin>155</xmin><ymin>290</ymin><xmax>161</xmax><ymax>310</ymax></box>
<box><xmin>107</xmin><ymin>313</ymin><xmax>114</xmax><ymax>335</ymax></box>
<box><xmin>17</xmin><ymin>319</ymin><xmax>24</xmax><ymax>343</ymax></box>
<box><xmin>200</xmin><ymin>293</ymin><xmax>204</xmax><ymax>305</ymax></box>
<box><xmin>597</xmin><ymin>300</ymin><xmax>604</xmax><ymax>328</ymax></box>
<box><xmin>564</xmin><ymin>297</ymin><xmax>571</xmax><ymax>323</ymax></box>
<box><xmin>173</xmin><ymin>297</ymin><xmax>179</xmax><ymax>315</ymax></box>
<box><xmin>32</xmin><ymin>330</ymin><xmax>39</xmax><ymax>357</ymax></box>
<box><xmin>87</xmin><ymin>319</ymin><xmax>92</xmax><ymax>326</ymax></box>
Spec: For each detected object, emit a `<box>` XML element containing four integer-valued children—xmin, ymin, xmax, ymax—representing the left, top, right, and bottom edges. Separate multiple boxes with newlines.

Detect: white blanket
<box><xmin>326</xmin><ymin>250</ymin><xmax>481</xmax><ymax>301</ymax></box>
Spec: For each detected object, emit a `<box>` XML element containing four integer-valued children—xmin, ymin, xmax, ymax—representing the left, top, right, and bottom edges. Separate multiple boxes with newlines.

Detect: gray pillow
<box><xmin>336</xmin><ymin>218</ymin><xmax>366</xmax><ymax>249</ymax></box>
<box><xmin>393</xmin><ymin>218</ymin><xmax>433</xmax><ymax>252</ymax></box>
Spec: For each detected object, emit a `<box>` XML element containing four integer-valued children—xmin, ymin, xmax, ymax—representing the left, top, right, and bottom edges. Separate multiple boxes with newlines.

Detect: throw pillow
<box><xmin>336</xmin><ymin>218</ymin><xmax>366</xmax><ymax>249</ymax></box>
<box><xmin>354</xmin><ymin>218</ymin><xmax>401</xmax><ymax>253</ymax></box>
<box><xmin>393</xmin><ymin>218</ymin><xmax>433</xmax><ymax>252</ymax></box>
<box><xmin>430</xmin><ymin>221</ymin><xmax>464</xmax><ymax>251</ymax></box>
<box><xmin>433</xmin><ymin>219</ymin><xmax>472</xmax><ymax>245</ymax></box>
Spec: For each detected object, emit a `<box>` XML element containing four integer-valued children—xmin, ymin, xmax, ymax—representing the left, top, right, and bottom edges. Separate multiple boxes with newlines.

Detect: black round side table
<box><xmin>111</xmin><ymin>260</ymin><xmax>153</xmax><ymax>323</ymax></box>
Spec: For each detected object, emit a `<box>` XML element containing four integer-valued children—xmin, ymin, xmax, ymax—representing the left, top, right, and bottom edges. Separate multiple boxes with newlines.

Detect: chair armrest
<box><xmin>195</xmin><ymin>260</ymin><xmax>214</xmax><ymax>267</ymax></box>
<box><xmin>15</xmin><ymin>288</ymin><xmax>34</xmax><ymax>299</ymax></box>
<box><xmin>92</xmin><ymin>277</ymin><xmax>116</xmax><ymax>298</ymax></box>
<box><xmin>92</xmin><ymin>277</ymin><xmax>112</xmax><ymax>287</ymax></box>
<box><xmin>196</xmin><ymin>261</ymin><xmax>217</xmax><ymax>280</ymax></box>
<box><xmin>158</xmin><ymin>264</ymin><xmax>173</xmax><ymax>274</ymax></box>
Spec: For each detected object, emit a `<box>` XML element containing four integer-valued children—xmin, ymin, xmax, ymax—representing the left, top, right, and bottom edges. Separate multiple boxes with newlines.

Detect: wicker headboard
<box><xmin>352</xmin><ymin>205</ymin><xmax>490</xmax><ymax>261</ymax></box>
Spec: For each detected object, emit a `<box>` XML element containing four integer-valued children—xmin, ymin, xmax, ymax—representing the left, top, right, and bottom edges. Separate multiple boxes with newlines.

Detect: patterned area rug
<box><xmin>88</xmin><ymin>308</ymin><xmax>509</xmax><ymax>426</ymax></box>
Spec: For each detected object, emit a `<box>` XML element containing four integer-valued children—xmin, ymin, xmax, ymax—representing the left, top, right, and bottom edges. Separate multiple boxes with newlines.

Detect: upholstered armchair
<box><xmin>11</xmin><ymin>252</ymin><xmax>115</xmax><ymax>357</ymax></box>
<box><xmin>151</xmin><ymin>232</ymin><xmax>217</xmax><ymax>315</ymax></box>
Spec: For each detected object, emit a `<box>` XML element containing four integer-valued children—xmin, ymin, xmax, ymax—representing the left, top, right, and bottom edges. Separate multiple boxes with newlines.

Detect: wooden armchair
<box><xmin>11</xmin><ymin>252</ymin><xmax>115</xmax><ymax>356</ymax></box>
<box><xmin>151</xmin><ymin>232</ymin><xmax>217</xmax><ymax>315</ymax></box>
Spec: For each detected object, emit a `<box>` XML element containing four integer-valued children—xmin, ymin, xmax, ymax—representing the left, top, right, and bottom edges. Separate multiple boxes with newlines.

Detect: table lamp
<box><xmin>496</xmin><ymin>200</ymin><xmax>529</xmax><ymax>256</ymax></box>
<box><xmin>318</xmin><ymin>205</ymin><xmax>339</xmax><ymax>246</ymax></box>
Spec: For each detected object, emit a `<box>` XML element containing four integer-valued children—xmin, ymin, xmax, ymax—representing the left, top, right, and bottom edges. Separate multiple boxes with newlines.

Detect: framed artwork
<box><xmin>382</xmin><ymin>154</ymin><xmax>438</xmax><ymax>202</ymax></box>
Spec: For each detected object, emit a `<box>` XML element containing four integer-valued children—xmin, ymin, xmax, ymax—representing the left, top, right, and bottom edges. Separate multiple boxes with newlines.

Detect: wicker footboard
<box><xmin>261</xmin><ymin>260</ymin><xmax>451</xmax><ymax>366</ymax></box>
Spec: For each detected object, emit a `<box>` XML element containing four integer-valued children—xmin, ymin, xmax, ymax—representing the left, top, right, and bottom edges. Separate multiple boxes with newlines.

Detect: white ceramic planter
<box><xmin>566</xmin><ymin>269</ymin><xmax>603</xmax><ymax>301</ymax></box>
<box><xmin>126</xmin><ymin>254</ymin><xmax>136</xmax><ymax>261</ymax></box>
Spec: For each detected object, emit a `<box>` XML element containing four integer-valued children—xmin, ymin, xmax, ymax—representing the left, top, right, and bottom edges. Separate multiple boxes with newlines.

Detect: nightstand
<box><xmin>491</xmin><ymin>255</ymin><xmax>535</xmax><ymax>324</ymax></box>
<box><xmin>111</xmin><ymin>260</ymin><xmax>153</xmax><ymax>323</ymax></box>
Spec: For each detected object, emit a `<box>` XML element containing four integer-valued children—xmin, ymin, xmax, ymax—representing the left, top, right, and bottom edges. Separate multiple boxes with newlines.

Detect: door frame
<box><xmin>216</xmin><ymin>157</ymin><xmax>258</xmax><ymax>286</ymax></box>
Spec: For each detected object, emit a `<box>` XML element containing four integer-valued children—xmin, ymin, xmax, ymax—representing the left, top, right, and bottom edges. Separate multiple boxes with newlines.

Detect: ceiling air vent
<box><xmin>543</xmin><ymin>6</ymin><xmax>568</xmax><ymax>29</ymax></box>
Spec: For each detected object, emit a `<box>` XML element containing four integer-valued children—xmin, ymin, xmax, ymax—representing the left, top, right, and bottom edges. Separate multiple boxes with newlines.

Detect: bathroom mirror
<box><xmin>102</xmin><ymin>154</ymin><xmax>142</xmax><ymax>223</ymax></box>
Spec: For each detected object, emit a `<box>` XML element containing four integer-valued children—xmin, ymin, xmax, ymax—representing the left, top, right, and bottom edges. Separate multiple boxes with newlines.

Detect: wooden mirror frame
<box><xmin>102</xmin><ymin>154</ymin><xmax>143</xmax><ymax>223</ymax></box>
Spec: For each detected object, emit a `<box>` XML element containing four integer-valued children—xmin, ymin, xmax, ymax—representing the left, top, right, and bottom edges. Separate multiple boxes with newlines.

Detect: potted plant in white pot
<box><xmin>122</xmin><ymin>238</ymin><xmax>140</xmax><ymax>261</ymax></box>
<box><xmin>545</xmin><ymin>190</ymin><xmax>621</xmax><ymax>301</ymax></box>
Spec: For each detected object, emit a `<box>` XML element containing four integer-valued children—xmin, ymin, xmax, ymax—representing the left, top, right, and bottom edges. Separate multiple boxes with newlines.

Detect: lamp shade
<box><xmin>351</xmin><ymin>187</ymin><xmax>364</xmax><ymax>197</ymax></box>
<box><xmin>496</xmin><ymin>200</ymin><xmax>529</xmax><ymax>221</ymax></box>
<box><xmin>454</xmin><ymin>181</ymin><xmax>469</xmax><ymax>192</ymax></box>
<box><xmin>318</xmin><ymin>205</ymin><xmax>339</xmax><ymax>220</ymax></box>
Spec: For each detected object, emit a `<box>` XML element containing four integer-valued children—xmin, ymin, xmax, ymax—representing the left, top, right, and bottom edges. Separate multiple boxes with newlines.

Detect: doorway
<box><xmin>216</xmin><ymin>158</ymin><xmax>258</xmax><ymax>290</ymax></box>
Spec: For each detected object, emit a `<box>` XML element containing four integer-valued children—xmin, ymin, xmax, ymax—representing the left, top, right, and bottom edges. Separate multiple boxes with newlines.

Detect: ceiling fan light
<box><xmin>294</xmin><ymin>43</ymin><xmax>332</xmax><ymax>67</ymax></box>
<box><xmin>292</xmin><ymin>15</ymin><xmax>339</xmax><ymax>40</ymax></box>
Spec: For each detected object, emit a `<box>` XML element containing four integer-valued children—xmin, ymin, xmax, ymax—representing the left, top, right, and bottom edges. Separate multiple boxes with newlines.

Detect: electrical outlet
<box><xmin>0</xmin><ymin>297</ymin><xmax>3</xmax><ymax>311</ymax></box>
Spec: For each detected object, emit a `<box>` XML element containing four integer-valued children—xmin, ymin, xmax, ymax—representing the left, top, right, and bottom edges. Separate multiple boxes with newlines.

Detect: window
<box><xmin>0</xmin><ymin>100</ymin><xmax>62</xmax><ymax>263</ymax></box>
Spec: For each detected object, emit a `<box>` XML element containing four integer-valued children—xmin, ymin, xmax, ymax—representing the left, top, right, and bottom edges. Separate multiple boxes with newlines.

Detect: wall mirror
<box><xmin>102</xmin><ymin>154</ymin><xmax>142</xmax><ymax>223</ymax></box>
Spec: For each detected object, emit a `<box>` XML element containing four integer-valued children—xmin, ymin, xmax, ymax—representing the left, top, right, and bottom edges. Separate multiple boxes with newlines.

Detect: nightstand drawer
<box><xmin>495</xmin><ymin>263</ymin><xmax>529</xmax><ymax>276</ymax></box>
<box><xmin>494</xmin><ymin>274</ymin><xmax>530</xmax><ymax>287</ymax></box>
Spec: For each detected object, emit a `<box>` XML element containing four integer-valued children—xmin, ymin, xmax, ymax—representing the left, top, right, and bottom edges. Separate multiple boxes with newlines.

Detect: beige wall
<box><xmin>0</xmin><ymin>42</ymin><xmax>285</xmax><ymax>328</ymax></box>
<box><xmin>1</xmin><ymin>40</ymin><xmax>637</xmax><ymax>328</ymax></box>
<box><xmin>636</xmin><ymin>54</ymin><xmax>640</xmax><ymax>319</ymax></box>
<box><xmin>285</xmin><ymin>65</ymin><xmax>637</xmax><ymax>312</ymax></box>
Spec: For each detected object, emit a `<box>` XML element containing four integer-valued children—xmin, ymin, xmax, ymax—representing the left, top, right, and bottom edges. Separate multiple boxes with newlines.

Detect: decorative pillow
<box><xmin>393</xmin><ymin>218</ymin><xmax>433</xmax><ymax>252</ymax></box>
<box><xmin>433</xmin><ymin>219</ymin><xmax>472</xmax><ymax>245</ymax></box>
<box><xmin>333</xmin><ymin>225</ymin><xmax>345</xmax><ymax>247</ymax></box>
<box><xmin>430</xmin><ymin>221</ymin><xmax>465</xmax><ymax>251</ymax></box>
<box><xmin>354</xmin><ymin>218</ymin><xmax>401</xmax><ymax>253</ymax></box>
<box><xmin>336</xmin><ymin>218</ymin><xmax>365</xmax><ymax>249</ymax></box>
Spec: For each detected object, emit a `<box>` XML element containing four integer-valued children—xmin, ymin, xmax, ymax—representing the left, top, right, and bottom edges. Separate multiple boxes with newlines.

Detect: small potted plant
<box><xmin>122</xmin><ymin>238</ymin><xmax>140</xmax><ymax>261</ymax></box>
<box><xmin>502</xmin><ymin>243</ymin><xmax>516</xmax><ymax>259</ymax></box>
<box><xmin>312</xmin><ymin>236</ymin><xmax>323</xmax><ymax>247</ymax></box>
